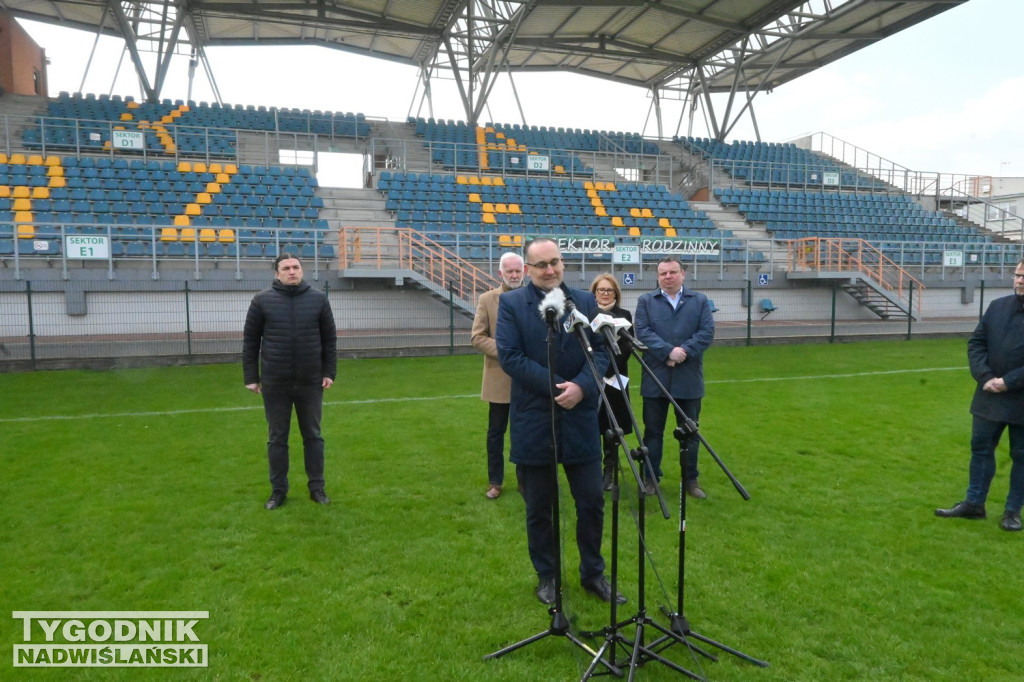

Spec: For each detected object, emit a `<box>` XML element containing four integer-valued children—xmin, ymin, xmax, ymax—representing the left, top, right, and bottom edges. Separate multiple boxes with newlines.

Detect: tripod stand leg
<box><xmin>484</xmin><ymin>628</ymin><xmax>555</xmax><ymax>660</ymax></box>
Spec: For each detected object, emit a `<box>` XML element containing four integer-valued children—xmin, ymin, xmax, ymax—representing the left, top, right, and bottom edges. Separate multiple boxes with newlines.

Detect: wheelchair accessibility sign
<box><xmin>757</xmin><ymin>274</ymin><xmax>770</xmax><ymax>286</ymax></box>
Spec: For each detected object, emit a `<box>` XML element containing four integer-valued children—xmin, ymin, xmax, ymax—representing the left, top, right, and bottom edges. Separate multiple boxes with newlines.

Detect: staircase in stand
<box><xmin>786</xmin><ymin>237</ymin><xmax>923</xmax><ymax>320</ymax></box>
<box><xmin>337</xmin><ymin>226</ymin><xmax>498</xmax><ymax>317</ymax></box>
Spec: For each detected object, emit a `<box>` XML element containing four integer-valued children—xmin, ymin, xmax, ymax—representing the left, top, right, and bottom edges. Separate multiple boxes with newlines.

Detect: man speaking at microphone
<box><xmin>496</xmin><ymin>238</ymin><xmax>625</xmax><ymax>606</ymax></box>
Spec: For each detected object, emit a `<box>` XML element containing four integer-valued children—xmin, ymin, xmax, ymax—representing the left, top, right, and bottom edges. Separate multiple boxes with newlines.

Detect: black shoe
<box><xmin>642</xmin><ymin>478</ymin><xmax>657</xmax><ymax>496</ymax></box>
<box><xmin>581</xmin><ymin>575</ymin><xmax>627</xmax><ymax>605</ymax></box>
<box><xmin>264</xmin><ymin>491</ymin><xmax>286</xmax><ymax>510</ymax></box>
<box><xmin>935</xmin><ymin>501</ymin><xmax>986</xmax><ymax>519</ymax></box>
<box><xmin>1000</xmin><ymin>510</ymin><xmax>1022</xmax><ymax>532</ymax></box>
<box><xmin>603</xmin><ymin>465</ymin><xmax>615</xmax><ymax>491</ymax></box>
<box><xmin>310</xmin><ymin>489</ymin><xmax>331</xmax><ymax>505</ymax></box>
<box><xmin>535</xmin><ymin>577</ymin><xmax>556</xmax><ymax>605</ymax></box>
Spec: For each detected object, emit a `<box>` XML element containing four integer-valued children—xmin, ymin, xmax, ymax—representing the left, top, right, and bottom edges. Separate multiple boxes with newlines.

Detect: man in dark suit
<box><xmin>496</xmin><ymin>238</ymin><xmax>625</xmax><ymax>606</ymax></box>
<box><xmin>634</xmin><ymin>256</ymin><xmax>715</xmax><ymax>499</ymax></box>
<box><xmin>936</xmin><ymin>259</ymin><xmax>1024</xmax><ymax>532</ymax></box>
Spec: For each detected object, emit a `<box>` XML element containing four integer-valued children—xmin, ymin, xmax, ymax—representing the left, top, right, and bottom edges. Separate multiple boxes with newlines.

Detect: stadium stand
<box><xmin>22</xmin><ymin>92</ymin><xmax>371</xmax><ymax>155</ymax></box>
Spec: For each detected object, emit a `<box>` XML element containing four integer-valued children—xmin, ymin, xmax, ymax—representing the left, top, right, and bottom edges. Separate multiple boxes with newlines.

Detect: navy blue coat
<box><xmin>634</xmin><ymin>286</ymin><xmax>715</xmax><ymax>399</ymax></box>
<box><xmin>968</xmin><ymin>293</ymin><xmax>1024</xmax><ymax>425</ymax></box>
<box><xmin>496</xmin><ymin>283</ymin><xmax>609</xmax><ymax>466</ymax></box>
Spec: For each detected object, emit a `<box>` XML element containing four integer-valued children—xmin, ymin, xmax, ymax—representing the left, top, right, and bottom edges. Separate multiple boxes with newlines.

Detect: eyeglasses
<box><xmin>1014</xmin><ymin>272</ymin><xmax>1024</xmax><ymax>279</ymax></box>
<box><xmin>526</xmin><ymin>258</ymin><xmax>563</xmax><ymax>270</ymax></box>
<box><xmin>595</xmin><ymin>288</ymin><xmax>616</xmax><ymax>295</ymax></box>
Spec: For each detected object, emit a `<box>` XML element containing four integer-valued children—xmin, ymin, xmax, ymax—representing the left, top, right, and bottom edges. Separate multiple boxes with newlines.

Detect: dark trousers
<box><xmin>966</xmin><ymin>416</ymin><xmax>1024</xmax><ymax>512</ymax></box>
<box><xmin>262</xmin><ymin>382</ymin><xmax>325</xmax><ymax>494</ymax></box>
<box><xmin>516</xmin><ymin>461</ymin><xmax>605</xmax><ymax>582</ymax></box>
<box><xmin>486</xmin><ymin>402</ymin><xmax>510</xmax><ymax>486</ymax></box>
<box><xmin>642</xmin><ymin>396</ymin><xmax>701</xmax><ymax>482</ymax></box>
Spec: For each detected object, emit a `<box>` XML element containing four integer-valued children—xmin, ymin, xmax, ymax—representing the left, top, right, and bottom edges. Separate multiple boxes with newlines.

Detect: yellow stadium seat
<box><xmin>659</xmin><ymin>218</ymin><xmax>672</xmax><ymax>228</ymax></box>
<box><xmin>605</xmin><ymin>182</ymin><xmax>617</xmax><ymax>191</ymax></box>
<box><xmin>13</xmin><ymin>198</ymin><xmax>32</xmax><ymax>211</ymax></box>
<box><xmin>48</xmin><ymin>177</ymin><xmax>66</xmax><ymax>188</ymax></box>
<box><xmin>468</xmin><ymin>176</ymin><xmax>481</xmax><ymax>185</ymax></box>
<box><xmin>492</xmin><ymin>176</ymin><xmax>505</xmax><ymax>187</ymax></box>
<box><xmin>10</xmin><ymin>153</ymin><xmax>26</xmax><ymax>165</ymax></box>
<box><xmin>224</xmin><ymin>164</ymin><xmax>238</xmax><ymax>174</ymax></box>
<box><xmin>508</xmin><ymin>203</ymin><xmax>521</xmax><ymax>214</ymax></box>
<box><xmin>179</xmin><ymin>228</ymin><xmax>196</xmax><ymax>241</ymax></box>
<box><xmin>199</xmin><ymin>228</ymin><xmax>217</xmax><ymax>242</ymax></box>
<box><xmin>27</xmin><ymin>155</ymin><xmax>44</xmax><ymax>166</ymax></box>
<box><xmin>629</xmin><ymin>208</ymin><xmax>642</xmax><ymax>218</ymax></box>
<box><xmin>31</xmin><ymin>186</ymin><xmax>49</xmax><ymax>199</ymax></box>
<box><xmin>0</xmin><ymin>153</ymin><xmax>7</xmax><ymax>164</ymax></box>
<box><xmin>0</xmin><ymin>186</ymin><xmax>9</xmax><ymax>198</ymax></box>
<box><xmin>44</xmin><ymin>155</ymin><xmax>61</xmax><ymax>167</ymax></box>
<box><xmin>218</xmin><ymin>229</ymin><xmax>235</xmax><ymax>243</ymax></box>
<box><xmin>17</xmin><ymin>224</ymin><xmax>35</xmax><ymax>239</ymax></box>
<box><xmin>177</xmin><ymin>161</ymin><xmax>192</xmax><ymax>173</ymax></box>
<box><xmin>480</xmin><ymin>176</ymin><xmax>493</xmax><ymax>186</ymax></box>
<box><xmin>611</xmin><ymin>216</ymin><xmax>624</xmax><ymax>227</ymax></box>
<box><xmin>554</xmin><ymin>165</ymin><xmax>565</xmax><ymax>174</ymax></box>
<box><xmin>46</xmin><ymin>165</ymin><xmax>64</xmax><ymax>177</ymax></box>
<box><xmin>468</xmin><ymin>193</ymin><xmax>481</xmax><ymax>203</ymax></box>
<box><xmin>15</xmin><ymin>211</ymin><xmax>33</xmax><ymax>223</ymax></box>
<box><xmin>482</xmin><ymin>213</ymin><xmax>497</xmax><ymax>224</ymax></box>
<box><xmin>482</xmin><ymin>203</ymin><xmax>495</xmax><ymax>213</ymax></box>
<box><xmin>193</xmin><ymin>162</ymin><xmax>207</xmax><ymax>174</ymax></box>
<box><xmin>196</xmin><ymin>193</ymin><xmax>212</xmax><ymax>205</ymax></box>
<box><xmin>185</xmin><ymin>203</ymin><xmax>201</xmax><ymax>216</ymax></box>
<box><xmin>160</xmin><ymin>228</ymin><xmax>178</xmax><ymax>242</ymax></box>
<box><xmin>495</xmin><ymin>203</ymin><xmax>508</xmax><ymax>214</ymax></box>
<box><xmin>595</xmin><ymin>207</ymin><xmax>607</xmax><ymax>217</ymax></box>
<box><xmin>456</xmin><ymin>175</ymin><xmax>469</xmax><ymax>185</ymax></box>
<box><xmin>208</xmin><ymin>163</ymin><xmax>223</xmax><ymax>174</ymax></box>
<box><xmin>665</xmin><ymin>228</ymin><xmax>677</xmax><ymax>237</ymax></box>
<box><xmin>173</xmin><ymin>214</ymin><xmax>191</xmax><ymax>227</ymax></box>
<box><xmin>215</xmin><ymin>173</ymin><xmax>231</xmax><ymax>184</ymax></box>
<box><xmin>205</xmin><ymin>182</ymin><xmax>221</xmax><ymax>194</ymax></box>
<box><xmin>119</xmin><ymin>113</ymin><xmax>133</xmax><ymax>121</ymax></box>
<box><xmin>12</xmin><ymin>186</ymin><xmax>30</xmax><ymax>199</ymax></box>
<box><xmin>628</xmin><ymin>227</ymin><xmax>641</xmax><ymax>236</ymax></box>
<box><xmin>641</xmin><ymin>208</ymin><xmax>653</xmax><ymax>218</ymax></box>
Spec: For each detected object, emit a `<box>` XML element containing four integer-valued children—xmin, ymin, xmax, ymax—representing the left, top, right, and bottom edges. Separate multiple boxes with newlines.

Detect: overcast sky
<box><xmin>20</xmin><ymin>0</ymin><xmax>1023</xmax><ymax>179</ymax></box>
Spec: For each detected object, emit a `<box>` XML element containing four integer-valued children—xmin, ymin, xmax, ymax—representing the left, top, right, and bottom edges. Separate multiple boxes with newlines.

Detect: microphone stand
<box><xmin>484</xmin><ymin>311</ymin><xmax>621</xmax><ymax>677</ymax></box>
<box><xmin>578</xmin><ymin>334</ymin><xmax>714</xmax><ymax>682</ymax></box>
<box><xmin>624</xmin><ymin>338</ymin><xmax>769</xmax><ymax>672</ymax></box>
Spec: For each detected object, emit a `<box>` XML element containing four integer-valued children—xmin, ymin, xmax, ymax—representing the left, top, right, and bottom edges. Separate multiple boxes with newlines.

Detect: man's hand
<box><xmin>554</xmin><ymin>381</ymin><xmax>583</xmax><ymax>409</ymax></box>
<box><xmin>983</xmin><ymin>377</ymin><xmax>1007</xmax><ymax>393</ymax></box>
<box><xmin>245</xmin><ymin>383</ymin><xmax>261</xmax><ymax>394</ymax></box>
<box><xmin>322</xmin><ymin>377</ymin><xmax>334</xmax><ymax>389</ymax></box>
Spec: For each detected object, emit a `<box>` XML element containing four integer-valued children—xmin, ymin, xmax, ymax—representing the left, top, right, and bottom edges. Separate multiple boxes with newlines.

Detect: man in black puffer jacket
<box><xmin>243</xmin><ymin>253</ymin><xmax>337</xmax><ymax>510</ymax></box>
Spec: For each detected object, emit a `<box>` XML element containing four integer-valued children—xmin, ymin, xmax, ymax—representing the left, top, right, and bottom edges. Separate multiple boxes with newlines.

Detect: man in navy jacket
<box><xmin>497</xmin><ymin>238</ymin><xmax>624</xmax><ymax>606</ymax></box>
<box><xmin>936</xmin><ymin>259</ymin><xmax>1024</xmax><ymax>531</ymax></box>
<box><xmin>634</xmin><ymin>256</ymin><xmax>715</xmax><ymax>499</ymax></box>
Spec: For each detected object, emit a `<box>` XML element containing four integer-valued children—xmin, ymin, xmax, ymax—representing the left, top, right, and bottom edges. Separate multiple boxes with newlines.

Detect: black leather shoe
<box><xmin>581</xmin><ymin>575</ymin><xmax>627</xmax><ymax>605</ymax></box>
<box><xmin>310</xmin><ymin>489</ymin><xmax>331</xmax><ymax>505</ymax></box>
<box><xmin>685</xmin><ymin>480</ymin><xmax>707</xmax><ymax>500</ymax></box>
<box><xmin>603</xmin><ymin>465</ymin><xmax>615</xmax><ymax>491</ymax></box>
<box><xmin>642</xmin><ymin>478</ymin><xmax>657</xmax><ymax>496</ymax></box>
<box><xmin>264</xmin><ymin>491</ymin><xmax>286</xmax><ymax>510</ymax></box>
<box><xmin>535</xmin><ymin>577</ymin><xmax>556</xmax><ymax>605</ymax></box>
<box><xmin>1000</xmin><ymin>510</ymin><xmax>1022</xmax><ymax>532</ymax></box>
<box><xmin>935</xmin><ymin>501</ymin><xmax>986</xmax><ymax>519</ymax></box>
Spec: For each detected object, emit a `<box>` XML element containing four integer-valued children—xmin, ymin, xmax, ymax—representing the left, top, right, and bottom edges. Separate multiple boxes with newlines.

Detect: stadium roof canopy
<box><xmin>2</xmin><ymin>0</ymin><xmax>969</xmax><ymax>137</ymax></box>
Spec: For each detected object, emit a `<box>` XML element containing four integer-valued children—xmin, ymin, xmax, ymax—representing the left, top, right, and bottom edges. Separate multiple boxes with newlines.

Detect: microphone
<box><xmin>563</xmin><ymin>299</ymin><xmax>593</xmax><ymax>353</ymax></box>
<box><xmin>613</xmin><ymin>319</ymin><xmax>647</xmax><ymax>351</ymax></box>
<box><xmin>538</xmin><ymin>287</ymin><xmax>566</xmax><ymax>328</ymax></box>
<box><xmin>590</xmin><ymin>313</ymin><xmax>622</xmax><ymax>356</ymax></box>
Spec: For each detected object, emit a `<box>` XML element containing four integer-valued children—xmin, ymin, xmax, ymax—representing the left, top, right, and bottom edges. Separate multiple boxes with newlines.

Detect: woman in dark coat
<box><xmin>591</xmin><ymin>273</ymin><xmax>633</xmax><ymax>491</ymax></box>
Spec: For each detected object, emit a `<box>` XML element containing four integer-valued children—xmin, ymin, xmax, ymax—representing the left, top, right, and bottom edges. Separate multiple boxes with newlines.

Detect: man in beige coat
<box><xmin>471</xmin><ymin>251</ymin><xmax>524</xmax><ymax>499</ymax></box>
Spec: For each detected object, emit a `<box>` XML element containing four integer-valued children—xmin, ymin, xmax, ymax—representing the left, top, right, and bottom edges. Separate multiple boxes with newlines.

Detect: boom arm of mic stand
<box><xmin>627</xmin><ymin>346</ymin><xmax>750</xmax><ymax>501</ymax></box>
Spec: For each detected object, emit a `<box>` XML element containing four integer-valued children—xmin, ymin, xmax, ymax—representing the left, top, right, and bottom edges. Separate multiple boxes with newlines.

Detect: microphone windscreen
<box><xmin>538</xmin><ymin>287</ymin><xmax>566</xmax><ymax>321</ymax></box>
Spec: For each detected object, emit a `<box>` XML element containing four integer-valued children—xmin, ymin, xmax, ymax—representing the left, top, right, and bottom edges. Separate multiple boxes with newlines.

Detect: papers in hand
<box><xmin>603</xmin><ymin>373</ymin><xmax>629</xmax><ymax>390</ymax></box>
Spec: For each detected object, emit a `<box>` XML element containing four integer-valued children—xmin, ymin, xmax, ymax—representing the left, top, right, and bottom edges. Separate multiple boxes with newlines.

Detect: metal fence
<box><xmin>2</xmin><ymin>270</ymin><xmax>1012</xmax><ymax>372</ymax></box>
